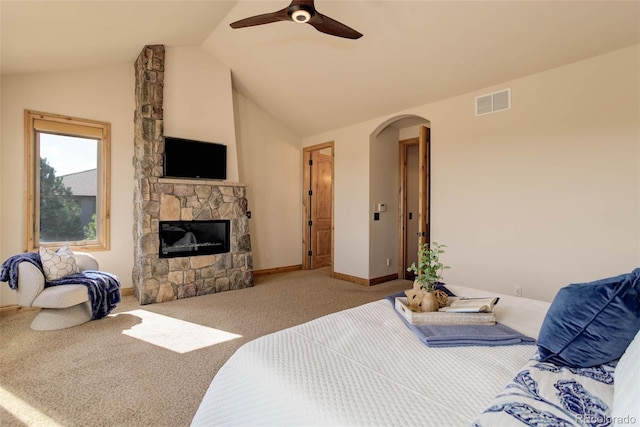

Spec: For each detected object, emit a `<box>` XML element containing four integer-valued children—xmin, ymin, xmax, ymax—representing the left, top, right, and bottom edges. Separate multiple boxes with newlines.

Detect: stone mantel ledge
<box><xmin>159</xmin><ymin>178</ymin><xmax>247</xmax><ymax>187</ymax></box>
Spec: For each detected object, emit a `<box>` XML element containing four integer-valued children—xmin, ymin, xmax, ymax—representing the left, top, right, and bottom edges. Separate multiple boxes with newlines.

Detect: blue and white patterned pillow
<box><xmin>472</xmin><ymin>357</ymin><xmax>615</xmax><ymax>427</ymax></box>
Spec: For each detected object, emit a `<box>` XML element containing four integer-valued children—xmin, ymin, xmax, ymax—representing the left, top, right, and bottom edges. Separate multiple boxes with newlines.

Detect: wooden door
<box><xmin>302</xmin><ymin>143</ymin><xmax>334</xmax><ymax>270</ymax></box>
<box><xmin>310</xmin><ymin>151</ymin><xmax>332</xmax><ymax>268</ymax></box>
<box><xmin>404</xmin><ymin>144</ymin><xmax>420</xmax><ymax>276</ymax></box>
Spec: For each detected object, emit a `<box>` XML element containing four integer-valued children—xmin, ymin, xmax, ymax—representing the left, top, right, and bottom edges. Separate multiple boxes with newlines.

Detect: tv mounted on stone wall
<box><xmin>163</xmin><ymin>136</ymin><xmax>227</xmax><ymax>181</ymax></box>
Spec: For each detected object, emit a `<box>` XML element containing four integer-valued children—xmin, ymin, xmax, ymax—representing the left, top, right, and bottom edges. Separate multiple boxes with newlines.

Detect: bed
<box><xmin>191</xmin><ymin>282</ymin><xmax>639</xmax><ymax>426</ymax></box>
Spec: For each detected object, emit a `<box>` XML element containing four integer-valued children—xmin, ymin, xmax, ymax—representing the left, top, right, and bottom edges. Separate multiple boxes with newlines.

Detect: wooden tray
<box><xmin>395</xmin><ymin>297</ymin><xmax>496</xmax><ymax>325</ymax></box>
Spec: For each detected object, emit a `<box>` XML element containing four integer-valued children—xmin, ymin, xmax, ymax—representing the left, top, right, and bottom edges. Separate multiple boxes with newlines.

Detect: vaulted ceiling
<box><xmin>2</xmin><ymin>1</ymin><xmax>638</xmax><ymax>137</ymax></box>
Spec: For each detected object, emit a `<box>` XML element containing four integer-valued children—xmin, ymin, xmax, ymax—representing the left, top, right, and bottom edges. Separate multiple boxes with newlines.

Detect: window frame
<box><xmin>24</xmin><ymin>110</ymin><xmax>111</xmax><ymax>251</ymax></box>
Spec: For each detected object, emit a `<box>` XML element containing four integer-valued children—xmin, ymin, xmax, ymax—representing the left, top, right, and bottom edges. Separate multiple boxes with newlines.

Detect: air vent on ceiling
<box><xmin>475</xmin><ymin>88</ymin><xmax>511</xmax><ymax>116</ymax></box>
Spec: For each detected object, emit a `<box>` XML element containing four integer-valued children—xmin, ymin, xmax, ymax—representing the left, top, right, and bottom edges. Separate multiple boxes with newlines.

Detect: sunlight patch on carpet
<box><xmin>0</xmin><ymin>385</ymin><xmax>65</xmax><ymax>426</ymax></box>
<box><xmin>114</xmin><ymin>309</ymin><xmax>242</xmax><ymax>353</ymax></box>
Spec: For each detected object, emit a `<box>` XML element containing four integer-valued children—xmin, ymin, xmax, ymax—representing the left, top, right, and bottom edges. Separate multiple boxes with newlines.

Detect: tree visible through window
<box><xmin>25</xmin><ymin>110</ymin><xmax>111</xmax><ymax>251</ymax></box>
<box><xmin>39</xmin><ymin>156</ymin><xmax>83</xmax><ymax>241</ymax></box>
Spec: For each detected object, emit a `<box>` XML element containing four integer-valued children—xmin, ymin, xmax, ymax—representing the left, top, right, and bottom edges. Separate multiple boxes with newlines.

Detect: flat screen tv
<box><xmin>163</xmin><ymin>136</ymin><xmax>227</xmax><ymax>181</ymax></box>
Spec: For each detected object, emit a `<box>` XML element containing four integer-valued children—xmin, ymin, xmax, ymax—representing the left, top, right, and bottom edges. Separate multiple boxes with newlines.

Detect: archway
<box><xmin>369</xmin><ymin>114</ymin><xmax>430</xmax><ymax>282</ymax></box>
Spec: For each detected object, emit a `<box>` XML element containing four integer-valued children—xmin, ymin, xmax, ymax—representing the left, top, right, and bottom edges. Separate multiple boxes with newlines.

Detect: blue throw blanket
<box><xmin>385</xmin><ymin>292</ymin><xmax>535</xmax><ymax>347</ymax></box>
<box><xmin>1</xmin><ymin>253</ymin><xmax>121</xmax><ymax>320</ymax></box>
<box><xmin>0</xmin><ymin>252</ymin><xmax>41</xmax><ymax>290</ymax></box>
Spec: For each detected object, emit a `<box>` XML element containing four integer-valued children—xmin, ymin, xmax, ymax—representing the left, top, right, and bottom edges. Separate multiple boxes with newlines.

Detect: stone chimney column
<box><xmin>132</xmin><ymin>45</ymin><xmax>165</xmax><ymax>304</ymax></box>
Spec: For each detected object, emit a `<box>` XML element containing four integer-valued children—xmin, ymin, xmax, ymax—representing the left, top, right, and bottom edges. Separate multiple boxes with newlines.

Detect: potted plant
<box><xmin>405</xmin><ymin>242</ymin><xmax>450</xmax><ymax>312</ymax></box>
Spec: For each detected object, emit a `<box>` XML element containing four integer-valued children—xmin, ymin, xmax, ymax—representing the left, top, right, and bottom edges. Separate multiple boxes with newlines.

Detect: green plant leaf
<box><xmin>410</xmin><ymin>242</ymin><xmax>450</xmax><ymax>286</ymax></box>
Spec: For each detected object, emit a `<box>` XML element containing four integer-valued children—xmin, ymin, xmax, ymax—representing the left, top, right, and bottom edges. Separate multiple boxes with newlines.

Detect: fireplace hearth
<box><xmin>159</xmin><ymin>220</ymin><xmax>230</xmax><ymax>258</ymax></box>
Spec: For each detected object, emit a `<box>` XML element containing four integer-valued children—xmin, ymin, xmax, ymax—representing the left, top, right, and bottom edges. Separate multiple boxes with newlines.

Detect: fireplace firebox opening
<box><xmin>159</xmin><ymin>220</ymin><xmax>230</xmax><ymax>258</ymax></box>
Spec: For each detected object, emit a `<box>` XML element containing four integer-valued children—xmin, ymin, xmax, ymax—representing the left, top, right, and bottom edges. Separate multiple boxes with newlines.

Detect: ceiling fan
<box><xmin>229</xmin><ymin>0</ymin><xmax>363</xmax><ymax>40</ymax></box>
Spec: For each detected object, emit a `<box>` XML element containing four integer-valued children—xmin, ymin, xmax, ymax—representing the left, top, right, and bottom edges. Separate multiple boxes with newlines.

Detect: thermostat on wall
<box><xmin>376</xmin><ymin>203</ymin><xmax>387</xmax><ymax>212</ymax></box>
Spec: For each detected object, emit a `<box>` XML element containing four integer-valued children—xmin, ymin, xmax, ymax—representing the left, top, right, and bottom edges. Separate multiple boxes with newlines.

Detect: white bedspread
<box><xmin>191</xmin><ymin>285</ymin><xmax>550</xmax><ymax>426</ymax></box>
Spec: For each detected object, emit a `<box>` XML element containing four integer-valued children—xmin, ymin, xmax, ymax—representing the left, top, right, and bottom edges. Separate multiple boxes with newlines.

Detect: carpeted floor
<box><xmin>0</xmin><ymin>268</ymin><xmax>410</xmax><ymax>426</ymax></box>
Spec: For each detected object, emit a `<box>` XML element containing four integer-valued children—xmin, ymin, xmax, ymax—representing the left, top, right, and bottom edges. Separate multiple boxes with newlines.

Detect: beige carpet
<box><xmin>0</xmin><ymin>268</ymin><xmax>410</xmax><ymax>427</ymax></box>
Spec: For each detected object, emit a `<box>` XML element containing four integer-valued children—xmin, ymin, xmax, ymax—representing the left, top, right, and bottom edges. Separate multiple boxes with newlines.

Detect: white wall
<box><xmin>233</xmin><ymin>91</ymin><xmax>302</xmax><ymax>270</ymax></box>
<box><xmin>303</xmin><ymin>45</ymin><xmax>640</xmax><ymax>302</ymax></box>
<box><xmin>432</xmin><ymin>44</ymin><xmax>639</xmax><ymax>302</ymax></box>
<box><xmin>330</xmin><ymin>125</ymin><xmax>372</xmax><ymax>278</ymax></box>
<box><xmin>398</xmin><ymin>126</ymin><xmax>421</xmax><ymax>141</ymax></box>
<box><xmin>369</xmin><ymin>126</ymin><xmax>399</xmax><ymax>279</ymax></box>
<box><xmin>0</xmin><ymin>64</ymin><xmax>135</xmax><ymax>306</ymax></box>
<box><xmin>164</xmin><ymin>46</ymin><xmax>239</xmax><ymax>182</ymax></box>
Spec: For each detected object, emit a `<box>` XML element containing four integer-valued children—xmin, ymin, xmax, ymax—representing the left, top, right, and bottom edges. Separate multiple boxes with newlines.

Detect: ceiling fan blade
<box><xmin>308</xmin><ymin>12</ymin><xmax>363</xmax><ymax>39</ymax></box>
<box><xmin>230</xmin><ymin>9</ymin><xmax>290</xmax><ymax>29</ymax></box>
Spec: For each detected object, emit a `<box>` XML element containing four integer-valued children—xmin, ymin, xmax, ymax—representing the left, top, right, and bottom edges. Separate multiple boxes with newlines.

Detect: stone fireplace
<box><xmin>132</xmin><ymin>45</ymin><xmax>253</xmax><ymax>305</ymax></box>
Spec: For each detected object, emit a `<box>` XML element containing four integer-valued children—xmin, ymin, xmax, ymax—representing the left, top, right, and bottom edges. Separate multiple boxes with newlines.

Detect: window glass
<box><xmin>38</xmin><ymin>133</ymin><xmax>98</xmax><ymax>243</ymax></box>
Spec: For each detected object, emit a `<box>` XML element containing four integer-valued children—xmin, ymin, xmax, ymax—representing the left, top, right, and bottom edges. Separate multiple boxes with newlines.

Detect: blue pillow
<box><xmin>537</xmin><ymin>268</ymin><xmax>640</xmax><ymax>368</ymax></box>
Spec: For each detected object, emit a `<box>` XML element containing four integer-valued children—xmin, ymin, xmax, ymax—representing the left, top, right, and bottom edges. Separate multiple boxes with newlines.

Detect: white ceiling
<box><xmin>2</xmin><ymin>1</ymin><xmax>639</xmax><ymax>137</ymax></box>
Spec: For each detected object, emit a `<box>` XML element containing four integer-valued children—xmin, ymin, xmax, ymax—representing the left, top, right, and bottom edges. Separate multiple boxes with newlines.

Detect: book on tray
<box><xmin>438</xmin><ymin>297</ymin><xmax>500</xmax><ymax>313</ymax></box>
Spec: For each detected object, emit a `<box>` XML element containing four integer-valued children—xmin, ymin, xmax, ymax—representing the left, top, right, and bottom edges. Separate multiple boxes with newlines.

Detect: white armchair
<box><xmin>16</xmin><ymin>252</ymin><xmax>98</xmax><ymax>331</ymax></box>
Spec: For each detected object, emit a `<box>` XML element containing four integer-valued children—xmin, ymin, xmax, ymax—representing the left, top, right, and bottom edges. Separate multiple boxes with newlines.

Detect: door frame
<box><xmin>417</xmin><ymin>126</ymin><xmax>430</xmax><ymax>247</ymax></box>
<box><xmin>398</xmin><ymin>137</ymin><xmax>417</xmax><ymax>279</ymax></box>
<box><xmin>302</xmin><ymin>141</ymin><xmax>335</xmax><ymax>271</ymax></box>
<box><xmin>397</xmin><ymin>126</ymin><xmax>430</xmax><ymax>278</ymax></box>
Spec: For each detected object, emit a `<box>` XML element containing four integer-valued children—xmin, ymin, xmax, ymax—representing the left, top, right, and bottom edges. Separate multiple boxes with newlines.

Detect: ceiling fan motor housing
<box><xmin>288</xmin><ymin>4</ymin><xmax>313</xmax><ymax>23</ymax></box>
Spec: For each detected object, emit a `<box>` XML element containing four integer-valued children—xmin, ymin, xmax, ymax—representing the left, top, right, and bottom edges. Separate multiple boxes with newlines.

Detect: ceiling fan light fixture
<box><xmin>290</xmin><ymin>9</ymin><xmax>311</xmax><ymax>23</ymax></box>
<box><xmin>231</xmin><ymin>0</ymin><xmax>362</xmax><ymax>39</ymax></box>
